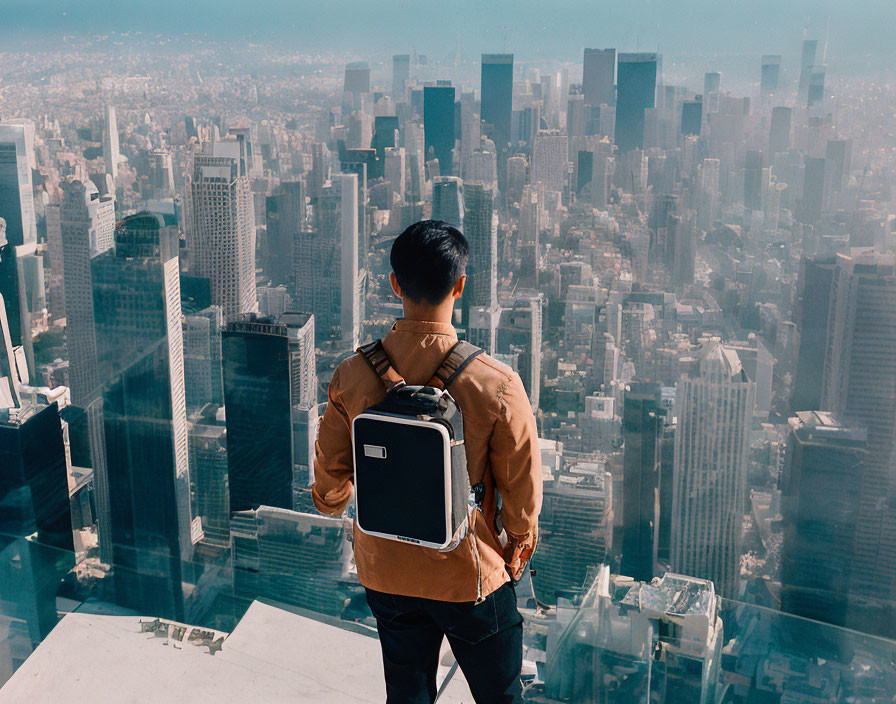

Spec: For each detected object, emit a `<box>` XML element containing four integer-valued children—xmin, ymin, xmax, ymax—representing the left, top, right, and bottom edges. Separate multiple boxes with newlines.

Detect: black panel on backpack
<box><xmin>351</xmin><ymin>338</ymin><xmax>483</xmax><ymax>550</ymax></box>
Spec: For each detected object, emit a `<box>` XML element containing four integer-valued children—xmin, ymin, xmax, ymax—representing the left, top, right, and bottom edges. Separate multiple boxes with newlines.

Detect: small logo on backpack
<box><xmin>363</xmin><ymin>444</ymin><xmax>388</xmax><ymax>459</ymax></box>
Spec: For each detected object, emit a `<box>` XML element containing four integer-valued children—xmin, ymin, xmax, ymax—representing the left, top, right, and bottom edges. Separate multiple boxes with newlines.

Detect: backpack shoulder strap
<box><xmin>357</xmin><ymin>339</ymin><xmax>405</xmax><ymax>389</ymax></box>
<box><xmin>432</xmin><ymin>340</ymin><xmax>484</xmax><ymax>388</ymax></box>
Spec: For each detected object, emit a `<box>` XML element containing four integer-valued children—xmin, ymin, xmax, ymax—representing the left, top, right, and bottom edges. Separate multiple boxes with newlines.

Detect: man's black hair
<box><xmin>390</xmin><ymin>220</ymin><xmax>468</xmax><ymax>306</ymax></box>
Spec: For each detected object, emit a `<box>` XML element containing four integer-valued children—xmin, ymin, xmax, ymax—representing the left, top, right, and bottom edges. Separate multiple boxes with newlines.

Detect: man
<box><xmin>314</xmin><ymin>220</ymin><xmax>542</xmax><ymax>703</ymax></box>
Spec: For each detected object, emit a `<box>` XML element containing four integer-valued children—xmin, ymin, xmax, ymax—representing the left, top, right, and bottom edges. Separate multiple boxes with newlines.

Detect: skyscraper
<box><xmin>188</xmin><ymin>405</ymin><xmax>229</xmax><ymax>550</ymax></box>
<box><xmin>680</xmin><ymin>98</ymin><xmax>702</xmax><ymax>136</ymax></box>
<box><xmin>59</xmin><ymin>178</ymin><xmax>116</xmax><ymax>563</ymax></box>
<box><xmin>60</xmin><ymin>179</ymin><xmax>115</xmax><ymax>406</ymax></box>
<box><xmin>615</xmin><ymin>53</ymin><xmax>657</xmax><ymax>153</ymax></box>
<box><xmin>0</xmin><ymin>124</ymin><xmax>38</xmax><ymax>378</ymax></box>
<box><xmin>768</xmin><ymin>106</ymin><xmax>792</xmax><ymax>155</ymax></box>
<box><xmin>824</xmin><ymin>139</ymin><xmax>852</xmax><ymax>203</ymax></box>
<box><xmin>760</xmin><ymin>55</ymin><xmax>782</xmax><ymax>98</ymax></box>
<box><xmin>583</xmin><ymin>48</ymin><xmax>615</xmax><ymax>107</ymax></box>
<box><xmin>223</xmin><ymin>312</ymin><xmax>317</xmax><ymax>513</ymax></box>
<box><xmin>384</xmin><ymin>147</ymin><xmax>406</xmax><ymax>206</ymax></box>
<box><xmin>339</xmin><ymin>173</ymin><xmax>360</xmax><ymax>349</ymax></box>
<box><xmin>392</xmin><ymin>54</ymin><xmax>410</xmax><ymax>100</ymax></box>
<box><xmin>423</xmin><ymin>85</ymin><xmax>456</xmax><ymax>177</ymax></box>
<box><xmin>183</xmin><ymin>306</ymin><xmax>224</xmax><ymax>412</ymax></box>
<box><xmin>431</xmin><ymin>176</ymin><xmax>464</xmax><ymax>227</ymax></box>
<box><xmin>0</xmin><ymin>125</ymin><xmax>37</xmax><ymax>249</ymax></box>
<box><xmin>621</xmin><ymin>381</ymin><xmax>666</xmax><ymax>582</ymax></box>
<box><xmin>820</xmin><ymin>252</ymin><xmax>896</xmax><ymax>607</ymax></box>
<box><xmin>545</xmin><ymin>567</ymin><xmax>722</xmax><ymax>704</ymax></box>
<box><xmin>0</xmin><ymin>227</ymin><xmax>29</xmax><ymax>398</ymax></box>
<box><xmin>703</xmin><ymin>71</ymin><xmax>721</xmax><ymax>113</ymax></box>
<box><xmin>461</xmin><ymin>183</ymin><xmax>496</xmax><ymax>329</ymax></box>
<box><xmin>480</xmin><ymin>54</ymin><xmax>513</xmax><ymax>156</ymax></box>
<box><xmin>103</xmin><ymin>105</ymin><xmax>120</xmax><ymax>182</ymax></box>
<box><xmin>264</xmin><ymin>181</ymin><xmax>305</xmax><ymax>287</ymax></box>
<box><xmin>807</xmin><ymin>65</ymin><xmax>826</xmax><ymax>108</ymax></box>
<box><xmin>532</xmin><ymin>464</ymin><xmax>613</xmax><ymax>603</ymax></box>
<box><xmin>531</xmin><ymin>131</ymin><xmax>569</xmax><ymax>193</ymax></box>
<box><xmin>801</xmin><ymin>156</ymin><xmax>825</xmax><ymax>224</ymax></box>
<box><xmin>743</xmin><ymin>150</ymin><xmax>764</xmax><ymax>211</ymax></box>
<box><xmin>672</xmin><ymin>342</ymin><xmax>755</xmax><ymax>598</ymax></box>
<box><xmin>496</xmin><ymin>294</ymin><xmax>543</xmax><ymax>412</ymax></box>
<box><xmin>781</xmin><ymin>412</ymin><xmax>866</xmax><ymax>627</ymax></box>
<box><xmin>186</xmin><ymin>143</ymin><xmax>257</xmax><ymax>317</ymax></box>
<box><xmin>342</xmin><ymin>61</ymin><xmax>371</xmax><ymax>111</ymax></box>
<box><xmin>295</xmin><ymin>207</ymin><xmax>338</xmax><ymax>342</ymax></box>
<box><xmin>230</xmin><ymin>506</ymin><xmax>353</xmax><ymax>618</ymax></box>
<box><xmin>792</xmin><ymin>257</ymin><xmax>835</xmax><ymax>413</ymax></box>
<box><xmin>0</xmin><ymin>392</ymin><xmax>74</xmax><ymax>660</ymax></box>
<box><xmin>91</xmin><ymin>212</ymin><xmax>194</xmax><ymax>620</ymax></box>
<box><xmin>798</xmin><ymin>39</ymin><xmax>818</xmax><ymax>99</ymax></box>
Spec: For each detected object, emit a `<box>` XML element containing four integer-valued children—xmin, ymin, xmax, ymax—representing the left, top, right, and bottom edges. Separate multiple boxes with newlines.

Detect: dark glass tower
<box><xmin>791</xmin><ymin>257</ymin><xmax>835</xmax><ymax>413</ymax></box>
<box><xmin>423</xmin><ymin>85</ymin><xmax>456</xmax><ymax>176</ymax></box>
<box><xmin>621</xmin><ymin>382</ymin><xmax>665</xmax><ymax>581</ymax></box>
<box><xmin>0</xmin><ymin>226</ymin><xmax>26</xmax><ymax>360</ymax></box>
<box><xmin>480</xmin><ymin>54</ymin><xmax>513</xmax><ymax>156</ymax></box>
<box><xmin>223</xmin><ymin>312</ymin><xmax>316</xmax><ymax>514</ymax></box>
<box><xmin>680</xmin><ymin>98</ymin><xmax>702</xmax><ymax>136</ymax></box>
<box><xmin>223</xmin><ymin>318</ymin><xmax>292</xmax><ymax>513</ymax></box>
<box><xmin>782</xmin><ymin>412</ymin><xmax>866</xmax><ymax>627</ymax></box>
<box><xmin>92</xmin><ymin>212</ymin><xmax>192</xmax><ymax>621</ymax></box>
<box><xmin>615</xmin><ymin>53</ymin><xmax>657</xmax><ymax>153</ymax></box>
<box><xmin>0</xmin><ymin>402</ymin><xmax>73</xmax><ymax>552</ymax></box>
<box><xmin>760</xmin><ymin>55</ymin><xmax>781</xmax><ymax>98</ymax></box>
<box><xmin>820</xmin><ymin>253</ymin><xmax>896</xmax><ymax>631</ymax></box>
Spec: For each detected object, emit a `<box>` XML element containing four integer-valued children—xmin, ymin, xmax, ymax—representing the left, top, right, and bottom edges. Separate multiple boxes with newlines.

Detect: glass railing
<box><xmin>2</xmin><ymin>527</ymin><xmax>895</xmax><ymax>702</ymax></box>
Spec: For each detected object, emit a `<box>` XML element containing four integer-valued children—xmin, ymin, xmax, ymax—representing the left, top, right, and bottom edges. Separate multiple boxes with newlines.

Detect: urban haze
<box><xmin>1</xmin><ymin>1</ymin><xmax>895</xmax><ymax>701</ymax></box>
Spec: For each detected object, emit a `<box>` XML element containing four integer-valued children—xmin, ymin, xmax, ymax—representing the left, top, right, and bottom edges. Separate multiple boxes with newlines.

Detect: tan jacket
<box><xmin>313</xmin><ymin>319</ymin><xmax>542</xmax><ymax>602</ymax></box>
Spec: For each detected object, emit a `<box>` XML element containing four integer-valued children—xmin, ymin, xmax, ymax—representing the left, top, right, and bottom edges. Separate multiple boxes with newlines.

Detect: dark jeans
<box><xmin>365</xmin><ymin>582</ymin><xmax>524</xmax><ymax>704</ymax></box>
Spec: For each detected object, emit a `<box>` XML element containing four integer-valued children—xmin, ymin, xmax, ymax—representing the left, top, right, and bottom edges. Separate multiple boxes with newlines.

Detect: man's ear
<box><xmin>452</xmin><ymin>275</ymin><xmax>466</xmax><ymax>299</ymax></box>
<box><xmin>389</xmin><ymin>272</ymin><xmax>402</xmax><ymax>299</ymax></box>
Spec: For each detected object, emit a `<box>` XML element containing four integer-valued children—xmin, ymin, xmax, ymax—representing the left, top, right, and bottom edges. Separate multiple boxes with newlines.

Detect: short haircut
<box><xmin>390</xmin><ymin>220</ymin><xmax>468</xmax><ymax>306</ymax></box>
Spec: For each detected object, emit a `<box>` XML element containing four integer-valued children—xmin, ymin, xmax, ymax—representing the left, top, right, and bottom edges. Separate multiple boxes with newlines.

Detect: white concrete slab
<box><xmin>0</xmin><ymin>601</ymin><xmax>475</xmax><ymax>703</ymax></box>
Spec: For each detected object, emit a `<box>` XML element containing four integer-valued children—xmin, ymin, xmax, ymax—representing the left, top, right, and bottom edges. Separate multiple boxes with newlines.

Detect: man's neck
<box><xmin>401</xmin><ymin>301</ymin><xmax>455</xmax><ymax>326</ymax></box>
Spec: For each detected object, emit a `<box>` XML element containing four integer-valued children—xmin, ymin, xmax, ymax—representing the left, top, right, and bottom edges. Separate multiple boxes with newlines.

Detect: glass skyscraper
<box><xmin>615</xmin><ymin>53</ymin><xmax>657</xmax><ymax>152</ymax></box>
<box><xmin>480</xmin><ymin>54</ymin><xmax>513</xmax><ymax>156</ymax></box>
<box><xmin>223</xmin><ymin>312</ymin><xmax>317</xmax><ymax>514</ymax></box>
<box><xmin>621</xmin><ymin>381</ymin><xmax>665</xmax><ymax>582</ymax></box>
<box><xmin>423</xmin><ymin>85</ymin><xmax>456</xmax><ymax>177</ymax></box>
<box><xmin>92</xmin><ymin>212</ymin><xmax>193</xmax><ymax>621</ymax></box>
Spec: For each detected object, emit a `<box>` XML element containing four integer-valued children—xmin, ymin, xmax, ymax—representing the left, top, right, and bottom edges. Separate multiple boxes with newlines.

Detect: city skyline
<box><xmin>1</xmin><ymin>7</ymin><xmax>896</xmax><ymax>700</ymax></box>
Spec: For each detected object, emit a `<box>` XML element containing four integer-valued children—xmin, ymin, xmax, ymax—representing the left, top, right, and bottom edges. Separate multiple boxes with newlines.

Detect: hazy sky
<box><xmin>1</xmin><ymin>0</ymin><xmax>894</xmax><ymax>80</ymax></box>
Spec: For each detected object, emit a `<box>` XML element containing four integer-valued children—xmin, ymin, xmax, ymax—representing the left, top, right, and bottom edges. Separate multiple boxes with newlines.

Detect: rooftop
<box><xmin>0</xmin><ymin>600</ymin><xmax>475</xmax><ymax>703</ymax></box>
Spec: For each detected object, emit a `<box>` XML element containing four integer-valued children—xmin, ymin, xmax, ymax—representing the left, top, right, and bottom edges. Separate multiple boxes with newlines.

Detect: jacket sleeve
<box><xmin>312</xmin><ymin>365</ymin><xmax>355</xmax><ymax>515</ymax></box>
<box><xmin>488</xmin><ymin>371</ymin><xmax>542</xmax><ymax>580</ymax></box>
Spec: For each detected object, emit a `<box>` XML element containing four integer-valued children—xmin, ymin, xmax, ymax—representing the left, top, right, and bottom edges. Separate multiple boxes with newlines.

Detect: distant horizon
<box><xmin>0</xmin><ymin>0</ymin><xmax>893</xmax><ymax>87</ymax></box>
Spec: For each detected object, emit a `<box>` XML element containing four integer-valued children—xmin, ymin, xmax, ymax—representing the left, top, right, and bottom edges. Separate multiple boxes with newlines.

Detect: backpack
<box><xmin>351</xmin><ymin>338</ymin><xmax>485</xmax><ymax>551</ymax></box>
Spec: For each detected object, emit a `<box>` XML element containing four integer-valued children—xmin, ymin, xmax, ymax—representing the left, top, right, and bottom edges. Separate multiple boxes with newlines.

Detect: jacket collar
<box><xmin>392</xmin><ymin>318</ymin><xmax>458</xmax><ymax>339</ymax></box>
